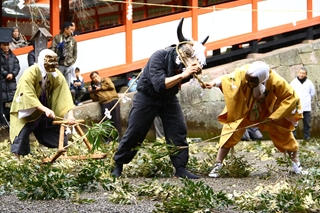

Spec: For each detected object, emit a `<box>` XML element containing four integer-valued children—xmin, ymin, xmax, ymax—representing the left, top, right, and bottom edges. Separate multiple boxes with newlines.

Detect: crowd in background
<box><xmin>1</xmin><ymin>22</ymin><xmax>122</xmax><ymax>138</ymax></box>
<box><xmin>0</xmin><ymin>23</ymin><xmax>316</xmax><ymax>140</ymax></box>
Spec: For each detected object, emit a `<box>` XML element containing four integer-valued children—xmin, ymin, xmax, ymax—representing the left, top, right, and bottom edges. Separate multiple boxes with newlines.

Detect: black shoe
<box><xmin>175</xmin><ymin>167</ymin><xmax>199</xmax><ymax>179</ymax></box>
<box><xmin>111</xmin><ymin>163</ymin><xmax>123</xmax><ymax>178</ymax></box>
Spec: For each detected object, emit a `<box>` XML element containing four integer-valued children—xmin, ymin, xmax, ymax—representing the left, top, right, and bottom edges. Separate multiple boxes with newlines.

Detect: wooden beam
<box><xmin>82</xmin><ymin>59</ymin><xmax>147</xmax><ymax>81</ymax></box>
<box><xmin>61</xmin><ymin>0</ymin><xmax>70</xmax><ymax>24</ymax></box>
<box><xmin>191</xmin><ymin>0</ymin><xmax>198</xmax><ymax>41</ymax></box>
<box><xmin>252</xmin><ymin>0</ymin><xmax>258</xmax><ymax>33</ymax></box>
<box><xmin>50</xmin><ymin>0</ymin><xmax>60</xmax><ymax>36</ymax></box>
<box><xmin>307</xmin><ymin>0</ymin><xmax>312</xmax><ymax>20</ymax></box>
<box><xmin>42</xmin><ymin>121</ymin><xmax>105</xmax><ymax>163</ymax></box>
<box><xmin>42</xmin><ymin>153</ymin><xmax>108</xmax><ymax>163</ymax></box>
<box><xmin>124</xmin><ymin>0</ymin><xmax>133</xmax><ymax>64</ymax></box>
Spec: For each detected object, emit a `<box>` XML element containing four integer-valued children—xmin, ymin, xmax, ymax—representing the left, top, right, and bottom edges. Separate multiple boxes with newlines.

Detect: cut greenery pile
<box><xmin>1</xmin><ymin>121</ymin><xmax>320</xmax><ymax>212</ymax></box>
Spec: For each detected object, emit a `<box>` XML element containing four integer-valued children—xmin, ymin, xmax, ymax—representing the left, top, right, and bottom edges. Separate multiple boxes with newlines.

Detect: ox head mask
<box><xmin>176</xmin><ymin>17</ymin><xmax>209</xmax><ymax>86</ymax></box>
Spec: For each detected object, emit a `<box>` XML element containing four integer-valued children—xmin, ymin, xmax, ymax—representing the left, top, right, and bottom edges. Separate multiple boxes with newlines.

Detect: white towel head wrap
<box><xmin>246</xmin><ymin>61</ymin><xmax>270</xmax><ymax>98</ymax></box>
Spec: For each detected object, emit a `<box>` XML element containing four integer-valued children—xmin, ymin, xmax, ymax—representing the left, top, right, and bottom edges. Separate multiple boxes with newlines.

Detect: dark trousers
<box><xmin>0</xmin><ymin>102</ymin><xmax>10</xmax><ymax>125</ymax></box>
<box><xmin>101</xmin><ymin>99</ymin><xmax>122</xmax><ymax>138</ymax></box>
<box><xmin>113</xmin><ymin>92</ymin><xmax>189</xmax><ymax>169</ymax></box>
<box><xmin>11</xmin><ymin>115</ymin><xmax>67</xmax><ymax>156</ymax></box>
<box><xmin>302</xmin><ymin>111</ymin><xmax>311</xmax><ymax>140</ymax></box>
<box><xmin>293</xmin><ymin>111</ymin><xmax>311</xmax><ymax>140</ymax></box>
<box><xmin>71</xmin><ymin>88</ymin><xmax>86</xmax><ymax>104</ymax></box>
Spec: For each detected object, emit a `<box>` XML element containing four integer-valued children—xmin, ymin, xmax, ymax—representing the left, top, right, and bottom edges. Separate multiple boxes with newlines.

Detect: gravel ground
<box><xmin>0</xmin><ymin>175</ymin><xmax>278</xmax><ymax>213</ymax></box>
<box><xmin>0</xmin><ymin>177</ymin><xmax>269</xmax><ymax>213</ymax></box>
<box><xmin>0</xmin><ymin>142</ymin><xmax>303</xmax><ymax>213</ymax></box>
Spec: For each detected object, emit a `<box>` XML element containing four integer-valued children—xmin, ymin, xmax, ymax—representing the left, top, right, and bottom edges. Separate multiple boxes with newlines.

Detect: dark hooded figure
<box><xmin>112</xmin><ymin>18</ymin><xmax>209</xmax><ymax>179</ymax></box>
<box><xmin>0</xmin><ymin>42</ymin><xmax>20</xmax><ymax>125</ymax></box>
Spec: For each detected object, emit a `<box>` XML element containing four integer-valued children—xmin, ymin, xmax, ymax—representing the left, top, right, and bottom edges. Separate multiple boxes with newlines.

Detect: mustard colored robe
<box><xmin>10</xmin><ymin>65</ymin><xmax>74</xmax><ymax>142</ymax></box>
<box><xmin>217</xmin><ymin>64</ymin><xmax>302</xmax><ymax>152</ymax></box>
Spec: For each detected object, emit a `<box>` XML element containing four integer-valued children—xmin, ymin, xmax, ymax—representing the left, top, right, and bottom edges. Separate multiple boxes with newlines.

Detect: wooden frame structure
<box><xmin>42</xmin><ymin>120</ymin><xmax>108</xmax><ymax>163</ymax></box>
<box><xmin>5</xmin><ymin>0</ymin><xmax>320</xmax><ymax>83</ymax></box>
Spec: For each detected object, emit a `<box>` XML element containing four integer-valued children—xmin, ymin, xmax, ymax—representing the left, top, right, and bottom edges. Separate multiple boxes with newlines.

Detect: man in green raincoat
<box><xmin>10</xmin><ymin>49</ymin><xmax>75</xmax><ymax>159</ymax></box>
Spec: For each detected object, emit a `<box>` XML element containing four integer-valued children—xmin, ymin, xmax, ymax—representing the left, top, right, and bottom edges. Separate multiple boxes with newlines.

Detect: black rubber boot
<box><xmin>111</xmin><ymin>163</ymin><xmax>123</xmax><ymax>178</ymax></box>
<box><xmin>174</xmin><ymin>167</ymin><xmax>200</xmax><ymax>179</ymax></box>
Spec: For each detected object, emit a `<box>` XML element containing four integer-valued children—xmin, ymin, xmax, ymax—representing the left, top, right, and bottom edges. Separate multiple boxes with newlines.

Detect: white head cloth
<box><xmin>246</xmin><ymin>61</ymin><xmax>270</xmax><ymax>98</ymax></box>
<box><xmin>38</xmin><ymin>49</ymin><xmax>58</xmax><ymax>78</ymax></box>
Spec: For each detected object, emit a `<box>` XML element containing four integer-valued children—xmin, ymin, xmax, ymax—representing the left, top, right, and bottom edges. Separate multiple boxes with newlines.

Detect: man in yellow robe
<box><xmin>10</xmin><ymin>49</ymin><xmax>75</xmax><ymax>159</ymax></box>
<box><xmin>205</xmin><ymin>61</ymin><xmax>303</xmax><ymax>177</ymax></box>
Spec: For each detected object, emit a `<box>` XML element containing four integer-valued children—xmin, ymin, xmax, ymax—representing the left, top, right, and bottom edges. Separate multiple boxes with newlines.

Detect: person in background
<box><xmin>9</xmin><ymin>26</ymin><xmax>28</xmax><ymax>50</ymax></box>
<box><xmin>27</xmin><ymin>41</ymin><xmax>36</xmax><ymax>67</ymax></box>
<box><xmin>241</xmin><ymin>127</ymin><xmax>263</xmax><ymax>141</ymax></box>
<box><xmin>290</xmin><ymin>67</ymin><xmax>316</xmax><ymax>141</ymax></box>
<box><xmin>70</xmin><ymin>21</ymin><xmax>81</xmax><ymax>36</ymax></box>
<box><xmin>154</xmin><ymin>115</ymin><xmax>164</xmax><ymax>140</ymax></box>
<box><xmin>10</xmin><ymin>49</ymin><xmax>75</xmax><ymax>159</ymax></box>
<box><xmin>0</xmin><ymin>42</ymin><xmax>20</xmax><ymax>125</ymax></box>
<box><xmin>88</xmin><ymin>71</ymin><xmax>122</xmax><ymax>139</ymax></box>
<box><xmin>205</xmin><ymin>61</ymin><xmax>304</xmax><ymax>178</ymax></box>
<box><xmin>70</xmin><ymin>67</ymin><xmax>86</xmax><ymax>106</ymax></box>
<box><xmin>51</xmin><ymin>22</ymin><xmax>77</xmax><ymax>85</ymax></box>
<box><xmin>127</xmin><ymin>75</ymin><xmax>138</xmax><ymax>93</ymax></box>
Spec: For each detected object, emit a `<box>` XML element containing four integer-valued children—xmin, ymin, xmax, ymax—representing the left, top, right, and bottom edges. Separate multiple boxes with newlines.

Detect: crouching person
<box><xmin>205</xmin><ymin>61</ymin><xmax>304</xmax><ymax>177</ymax></box>
<box><xmin>10</xmin><ymin>49</ymin><xmax>75</xmax><ymax>159</ymax></box>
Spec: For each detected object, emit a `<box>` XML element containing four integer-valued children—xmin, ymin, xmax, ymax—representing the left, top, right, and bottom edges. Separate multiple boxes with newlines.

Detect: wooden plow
<box><xmin>42</xmin><ymin>119</ymin><xmax>108</xmax><ymax>163</ymax></box>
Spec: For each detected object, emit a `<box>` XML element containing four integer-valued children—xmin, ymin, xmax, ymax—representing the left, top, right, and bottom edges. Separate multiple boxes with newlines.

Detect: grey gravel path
<box><xmin>0</xmin><ymin>165</ymin><xmax>278</xmax><ymax>213</ymax></box>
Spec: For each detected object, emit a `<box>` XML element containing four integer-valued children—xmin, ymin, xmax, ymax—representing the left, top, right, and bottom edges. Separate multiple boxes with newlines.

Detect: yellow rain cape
<box><xmin>217</xmin><ymin>64</ymin><xmax>302</xmax><ymax>151</ymax></box>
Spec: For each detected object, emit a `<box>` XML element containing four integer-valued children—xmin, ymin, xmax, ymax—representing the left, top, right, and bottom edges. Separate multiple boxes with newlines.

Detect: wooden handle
<box><xmin>192</xmin><ymin>73</ymin><xmax>206</xmax><ymax>88</ymax></box>
<box><xmin>53</xmin><ymin>119</ymin><xmax>85</xmax><ymax>125</ymax></box>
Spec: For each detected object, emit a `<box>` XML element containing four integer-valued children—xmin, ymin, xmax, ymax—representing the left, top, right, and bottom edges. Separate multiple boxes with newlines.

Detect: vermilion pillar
<box><xmin>191</xmin><ymin>0</ymin><xmax>198</xmax><ymax>41</ymax></box>
<box><xmin>61</xmin><ymin>0</ymin><xmax>70</xmax><ymax>25</ymax></box>
<box><xmin>252</xmin><ymin>0</ymin><xmax>258</xmax><ymax>33</ymax></box>
<box><xmin>307</xmin><ymin>0</ymin><xmax>312</xmax><ymax>19</ymax></box>
<box><xmin>50</xmin><ymin>0</ymin><xmax>60</xmax><ymax>36</ymax></box>
<box><xmin>124</xmin><ymin>1</ymin><xmax>133</xmax><ymax>64</ymax></box>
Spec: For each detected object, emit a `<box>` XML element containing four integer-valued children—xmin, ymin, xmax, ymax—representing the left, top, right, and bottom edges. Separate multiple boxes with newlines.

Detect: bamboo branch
<box><xmin>178</xmin><ymin>119</ymin><xmax>270</xmax><ymax>149</ymax></box>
